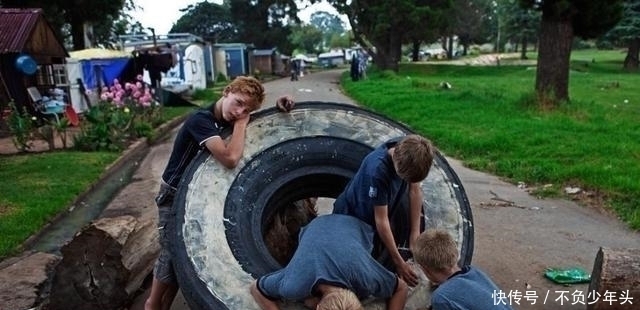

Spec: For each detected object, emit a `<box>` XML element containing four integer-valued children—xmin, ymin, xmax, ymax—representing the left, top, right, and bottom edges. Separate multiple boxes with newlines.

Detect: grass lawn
<box><xmin>0</xmin><ymin>104</ymin><xmax>202</xmax><ymax>258</ymax></box>
<box><xmin>342</xmin><ymin>49</ymin><xmax>640</xmax><ymax>229</ymax></box>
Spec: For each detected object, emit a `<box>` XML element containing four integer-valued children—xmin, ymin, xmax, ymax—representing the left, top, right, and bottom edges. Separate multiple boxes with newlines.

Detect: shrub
<box><xmin>6</xmin><ymin>101</ymin><xmax>35</xmax><ymax>152</ymax></box>
<box><xmin>73</xmin><ymin>77</ymin><xmax>162</xmax><ymax>151</ymax></box>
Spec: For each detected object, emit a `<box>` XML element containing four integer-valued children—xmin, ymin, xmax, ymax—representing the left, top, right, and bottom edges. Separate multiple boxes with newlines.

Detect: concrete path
<box><xmin>130</xmin><ymin>70</ymin><xmax>640</xmax><ymax>310</ymax></box>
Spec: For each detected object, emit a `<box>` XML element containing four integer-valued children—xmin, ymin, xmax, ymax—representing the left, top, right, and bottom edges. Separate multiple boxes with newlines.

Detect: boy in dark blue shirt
<box><xmin>333</xmin><ymin>134</ymin><xmax>434</xmax><ymax>287</ymax></box>
<box><xmin>412</xmin><ymin>229</ymin><xmax>513</xmax><ymax>310</ymax></box>
<box><xmin>251</xmin><ymin>214</ymin><xmax>408</xmax><ymax>310</ymax></box>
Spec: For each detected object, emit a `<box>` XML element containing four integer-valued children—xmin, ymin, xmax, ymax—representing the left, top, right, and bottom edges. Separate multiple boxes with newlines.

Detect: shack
<box><xmin>213</xmin><ymin>43</ymin><xmax>251</xmax><ymax>79</ymax></box>
<box><xmin>252</xmin><ymin>48</ymin><xmax>277</xmax><ymax>75</ymax></box>
<box><xmin>0</xmin><ymin>8</ymin><xmax>69</xmax><ymax>116</ymax></box>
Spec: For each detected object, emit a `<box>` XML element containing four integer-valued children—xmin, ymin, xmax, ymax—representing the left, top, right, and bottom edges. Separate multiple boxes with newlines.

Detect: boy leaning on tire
<box><xmin>145</xmin><ymin>76</ymin><xmax>294</xmax><ymax>310</ymax></box>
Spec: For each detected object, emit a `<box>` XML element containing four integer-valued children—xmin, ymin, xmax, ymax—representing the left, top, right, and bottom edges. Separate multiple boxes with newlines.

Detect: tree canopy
<box><xmin>328</xmin><ymin>0</ymin><xmax>452</xmax><ymax>71</ymax></box>
<box><xmin>1</xmin><ymin>0</ymin><xmax>131</xmax><ymax>50</ymax></box>
<box><xmin>230</xmin><ymin>0</ymin><xmax>300</xmax><ymax>54</ymax></box>
<box><xmin>603</xmin><ymin>0</ymin><xmax>640</xmax><ymax>69</ymax></box>
<box><xmin>309</xmin><ymin>10</ymin><xmax>346</xmax><ymax>50</ymax></box>
<box><xmin>171</xmin><ymin>1</ymin><xmax>237</xmax><ymax>43</ymax></box>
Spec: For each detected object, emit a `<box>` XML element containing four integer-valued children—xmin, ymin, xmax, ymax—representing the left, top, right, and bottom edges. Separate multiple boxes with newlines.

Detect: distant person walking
<box><xmin>290</xmin><ymin>60</ymin><xmax>299</xmax><ymax>81</ymax></box>
<box><xmin>350</xmin><ymin>53</ymin><xmax>360</xmax><ymax>82</ymax></box>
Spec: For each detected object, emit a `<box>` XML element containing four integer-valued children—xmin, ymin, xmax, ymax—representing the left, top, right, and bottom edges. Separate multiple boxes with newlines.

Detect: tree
<box><xmin>309</xmin><ymin>10</ymin><xmax>346</xmax><ymax>50</ymax></box>
<box><xmin>328</xmin><ymin>0</ymin><xmax>452</xmax><ymax>71</ymax></box>
<box><xmin>171</xmin><ymin>1</ymin><xmax>237</xmax><ymax>43</ymax></box>
<box><xmin>329</xmin><ymin>31</ymin><xmax>353</xmax><ymax>49</ymax></box>
<box><xmin>603</xmin><ymin>0</ymin><xmax>640</xmax><ymax>70</ymax></box>
<box><xmin>1</xmin><ymin>0</ymin><xmax>128</xmax><ymax>50</ymax></box>
<box><xmin>452</xmin><ymin>0</ymin><xmax>494</xmax><ymax>57</ymax></box>
<box><xmin>92</xmin><ymin>0</ymin><xmax>144</xmax><ymax>48</ymax></box>
<box><xmin>520</xmin><ymin>0</ymin><xmax>623</xmax><ymax>104</ymax></box>
<box><xmin>500</xmin><ymin>0</ymin><xmax>540</xmax><ymax>59</ymax></box>
<box><xmin>405</xmin><ymin>0</ymin><xmax>451</xmax><ymax>61</ymax></box>
<box><xmin>230</xmin><ymin>0</ymin><xmax>300</xmax><ymax>54</ymax></box>
<box><xmin>289</xmin><ymin>24</ymin><xmax>324</xmax><ymax>54</ymax></box>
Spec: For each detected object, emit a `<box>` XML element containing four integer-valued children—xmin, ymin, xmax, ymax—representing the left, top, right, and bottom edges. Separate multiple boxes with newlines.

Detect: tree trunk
<box><xmin>447</xmin><ymin>35</ymin><xmax>454</xmax><ymax>59</ymax></box>
<box><xmin>535</xmin><ymin>15</ymin><xmax>573</xmax><ymax>105</ymax></box>
<box><xmin>70</xmin><ymin>15</ymin><xmax>86</xmax><ymax>51</ymax></box>
<box><xmin>371</xmin><ymin>33</ymin><xmax>401</xmax><ymax>72</ymax></box>
<box><xmin>521</xmin><ymin>35</ymin><xmax>529</xmax><ymax>60</ymax></box>
<box><xmin>48</xmin><ymin>216</ymin><xmax>158</xmax><ymax>310</ymax></box>
<box><xmin>411</xmin><ymin>40</ymin><xmax>421</xmax><ymax>62</ymax></box>
<box><xmin>587</xmin><ymin>247</ymin><xmax>640</xmax><ymax>310</ymax></box>
<box><xmin>623</xmin><ymin>38</ymin><xmax>639</xmax><ymax>70</ymax></box>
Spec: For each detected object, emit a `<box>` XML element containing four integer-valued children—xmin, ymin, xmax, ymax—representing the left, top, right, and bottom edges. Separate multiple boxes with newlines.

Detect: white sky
<box><xmin>131</xmin><ymin>0</ymin><xmax>348</xmax><ymax>35</ymax></box>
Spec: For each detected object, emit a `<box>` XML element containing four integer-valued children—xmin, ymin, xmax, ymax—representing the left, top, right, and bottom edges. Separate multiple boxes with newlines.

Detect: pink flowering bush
<box><xmin>73</xmin><ymin>76</ymin><xmax>163</xmax><ymax>151</ymax></box>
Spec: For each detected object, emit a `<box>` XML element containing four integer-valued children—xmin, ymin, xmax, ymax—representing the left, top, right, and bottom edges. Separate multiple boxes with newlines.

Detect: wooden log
<box><xmin>47</xmin><ymin>215</ymin><xmax>159</xmax><ymax>310</ymax></box>
<box><xmin>587</xmin><ymin>247</ymin><xmax>640</xmax><ymax>310</ymax></box>
<box><xmin>0</xmin><ymin>251</ymin><xmax>60</xmax><ymax>310</ymax></box>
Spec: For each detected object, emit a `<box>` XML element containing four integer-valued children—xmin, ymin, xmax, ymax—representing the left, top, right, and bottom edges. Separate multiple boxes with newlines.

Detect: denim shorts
<box><xmin>153</xmin><ymin>183</ymin><xmax>177</xmax><ymax>284</ymax></box>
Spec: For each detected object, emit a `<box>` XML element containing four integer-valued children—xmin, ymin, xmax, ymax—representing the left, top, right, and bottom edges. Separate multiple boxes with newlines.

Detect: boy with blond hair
<box><xmin>333</xmin><ymin>134</ymin><xmax>434</xmax><ymax>287</ymax></box>
<box><xmin>412</xmin><ymin>229</ymin><xmax>513</xmax><ymax>310</ymax></box>
<box><xmin>146</xmin><ymin>76</ymin><xmax>294</xmax><ymax>310</ymax></box>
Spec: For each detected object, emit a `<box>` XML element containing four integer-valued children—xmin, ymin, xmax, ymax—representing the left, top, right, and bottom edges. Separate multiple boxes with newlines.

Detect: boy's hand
<box><xmin>396</xmin><ymin>261</ymin><xmax>419</xmax><ymax>287</ymax></box>
<box><xmin>276</xmin><ymin>95</ymin><xmax>295</xmax><ymax>112</ymax></box>
<box><xmin>233</xmin><ymin>114</ymin><xmax>250</xmax><ymax>128</ymax></box>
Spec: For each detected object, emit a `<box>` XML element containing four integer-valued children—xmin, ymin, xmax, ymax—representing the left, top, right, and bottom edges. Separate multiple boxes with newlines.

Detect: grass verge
<box><xmin>0</xmin><ymin>104</ymin><xmax>201</xmax><ymax>258</ymax></box>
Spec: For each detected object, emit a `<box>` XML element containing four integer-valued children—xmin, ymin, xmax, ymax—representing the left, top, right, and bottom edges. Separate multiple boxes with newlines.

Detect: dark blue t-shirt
<box><xmin>161</xmin><ymin>108</ymin><xmax>229</xmax><ymax>188</ymax></box>
<box><xmin>333</xmin><ymin>137</ymin><xmax>407</xmax><ymax>226</ymax></box>
<box><xmin>432</xmin><ymin>266</ymin><xmax>514</xmax><ymax>310</ymax></box>
<box><xmin>257</xmin><ymin>214</ymin><xmax>398</xmax><ymax>301</ymax></box>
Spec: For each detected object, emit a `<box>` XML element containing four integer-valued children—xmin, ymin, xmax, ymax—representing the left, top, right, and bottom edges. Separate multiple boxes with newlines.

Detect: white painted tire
<box><xmin>170</xmin><ymin>102</ymin><xmax>473</xmax><ymax>309</ymax></box>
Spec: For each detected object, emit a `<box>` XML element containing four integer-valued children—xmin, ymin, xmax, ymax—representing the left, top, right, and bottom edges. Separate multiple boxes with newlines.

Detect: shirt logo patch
<box><xmin>368</xmin><ymin>186</ymin><xmax>378</xmax><ymax>198</ymax></box>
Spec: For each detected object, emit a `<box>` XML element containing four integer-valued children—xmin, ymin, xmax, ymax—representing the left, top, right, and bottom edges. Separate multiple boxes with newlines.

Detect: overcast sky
<box><xmin>131</xmin><ymin>0</ymin><xmax>347</xmax><ymax>35</ymax></box>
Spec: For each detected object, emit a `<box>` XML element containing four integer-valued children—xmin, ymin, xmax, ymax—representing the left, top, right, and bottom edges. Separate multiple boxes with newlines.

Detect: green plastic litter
<box><xmin>544</xmin><ymin>267</ymin><xmax>591</xmax><ymax>284</ymax></box>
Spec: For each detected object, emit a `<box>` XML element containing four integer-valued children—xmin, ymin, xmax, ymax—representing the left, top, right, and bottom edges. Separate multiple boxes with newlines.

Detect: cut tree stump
<box><xmin>587</xmin><ymin>247</ymin><xmax>640</xmax><ymax>310</ymax></box>
<box><xmin>47</xmin><ymin>215</ymin><xmax>159</xmax><ymax>310</ymax></box>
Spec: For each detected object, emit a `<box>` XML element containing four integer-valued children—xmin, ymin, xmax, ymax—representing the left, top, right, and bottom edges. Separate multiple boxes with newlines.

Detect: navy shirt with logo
<box><xmin>332</xmin><ymin>137</ymin><xmax>407</xmax><ymax>227</ymax></box>
<box><xmin>161</xmin><ymin>108</ymin><xmax>229</xmax><ymax>188</ymax></box>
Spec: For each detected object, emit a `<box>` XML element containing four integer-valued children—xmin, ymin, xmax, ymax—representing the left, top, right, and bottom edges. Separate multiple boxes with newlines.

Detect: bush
<box><xmin>6</xmin><ymin>101</ymin><xmax>35</xmax><ymax>152</ymax></box>
<box><xmin>73</xmin><ymin>77</ymin><xmax>162</xmax><ymax>152</ymax></box>
<box><xmin>216</xmin><ymin>73</ymin><xmax>228</xmax><ymax>83</ymax></box>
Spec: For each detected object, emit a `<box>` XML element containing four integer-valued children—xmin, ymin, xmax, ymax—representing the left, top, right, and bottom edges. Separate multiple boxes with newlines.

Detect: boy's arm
<box><xmin>204</xmin><ymin>116</ymin><xmax>249</xmax><ymax>169</ymax></box>
<box><xmin>387</xmin><ymin>277</ymin><xmax>409</xmax><ymax>310</ymax></box>
<box><xmin>374</xmin><ymin>206</ymin><xmax>418</xmax><ymax>286</ymax></box>
<box><xmin>409</xmin><ymin>182</ymin><xmax>423</xmax><ymax>247</ymax></box>
<box><xmin>250</xmin><ymin>280</ymin><xmax>280</xmax><ymax>310</ymax></box>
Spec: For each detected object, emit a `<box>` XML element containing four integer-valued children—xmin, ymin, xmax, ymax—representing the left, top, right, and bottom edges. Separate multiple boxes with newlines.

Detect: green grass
<box><xmin>343</xmin><ymin>49</ymin><xmax>640</xmax><ymax>229</ymax></box>
<box><xmin>0</xmin><ymin>102</ymin><xmax>202</xmax><ymax>258</ymax></box>
<box><xmin>0</xmin><ymin>151</ymin><xmax>119</xmax><ymax>256</ymax></box>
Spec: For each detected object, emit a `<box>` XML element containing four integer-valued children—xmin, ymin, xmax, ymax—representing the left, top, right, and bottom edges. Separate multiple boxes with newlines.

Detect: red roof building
<box><xmin>0</xmin><ymin>8</ymin><xmax>68</xmax><ymax>116</ymax></box>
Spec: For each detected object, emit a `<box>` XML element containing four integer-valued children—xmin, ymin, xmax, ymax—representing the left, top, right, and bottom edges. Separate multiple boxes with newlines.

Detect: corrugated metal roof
<box><xmin>253</xmin><ymin>48</ymin><xmax>276</xmax><ymax>56</ymax></box>
<box><xmin>0</xmin><ymin>8</ymin><xmax>43</xmax><ymax>53</ymax></box>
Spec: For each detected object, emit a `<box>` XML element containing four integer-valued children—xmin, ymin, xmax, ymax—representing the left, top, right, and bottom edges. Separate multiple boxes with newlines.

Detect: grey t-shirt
<box><xmin>257</xmin><ymin>214</ymin><xmax>398</xmax><ymax>301</ymax></box>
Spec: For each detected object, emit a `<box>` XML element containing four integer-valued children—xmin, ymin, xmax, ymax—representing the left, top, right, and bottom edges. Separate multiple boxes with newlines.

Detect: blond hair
<box><xmin>316</xmin><ymin>288</ymin><xmax>363</xmax><ymax>310</ymax></box>
<box><xmin>411</xmin><ymin>229</ymin><xmax>458</xmax><ymax>272</ymax></box>
<box><xmin>393</xmin><ymin>134</ymin><xmax>434</xmax><ymax>183</ymax></box>
<box><xmin>222</xmin><ymin>76</ymin><xmax>265</xmax><ymax>111</ymax></box>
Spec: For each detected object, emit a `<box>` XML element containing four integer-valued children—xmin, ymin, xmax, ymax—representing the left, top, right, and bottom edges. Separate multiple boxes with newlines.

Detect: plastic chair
<box><xmin>26</xmin><ymin>86</ymin><xmax>65</xmax><ymax>124</ymax></box>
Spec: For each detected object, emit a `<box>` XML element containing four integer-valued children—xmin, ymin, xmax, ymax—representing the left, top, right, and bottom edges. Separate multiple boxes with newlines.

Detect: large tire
<box><xmin>170</xmin><ymin>102</ymin><xmax>473</xmax><ymax>309</ymax></box>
